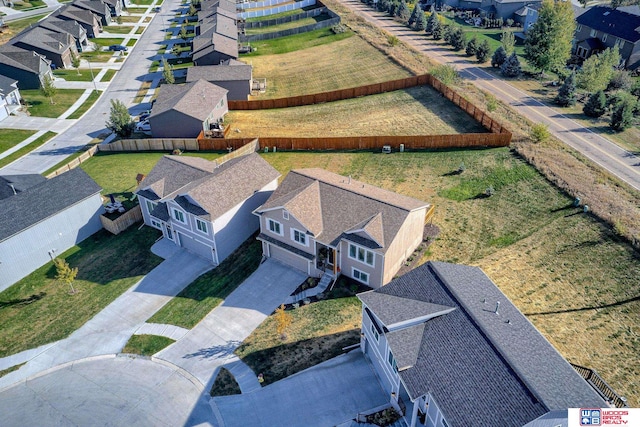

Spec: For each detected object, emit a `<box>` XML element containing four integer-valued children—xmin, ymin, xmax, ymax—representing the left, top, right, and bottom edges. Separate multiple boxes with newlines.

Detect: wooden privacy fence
<box><xmin>46</xmin><ymin>145</ymin><xmax>99</xmax><ymax>179</ymax></box>
<box><xmin>100</xmin><ymin>205</ymin><xmax>142</xmax><ymax>235</ymax></box>
<box><xmin>98</xmin><ymin>138</ymin><xmax>199</xmax><ymax>152</ymax></box>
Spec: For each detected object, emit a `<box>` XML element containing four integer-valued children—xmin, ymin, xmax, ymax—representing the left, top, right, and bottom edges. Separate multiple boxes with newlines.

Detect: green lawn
<box><xmin>241</xmin><ymin>27</ymin><xmax>354</xmax><ymax>57</ymax></box>
<box><xmin>122</xmin><ymin>335</ymin><xmax>175</xmax><ymax>355</ymax></box>
<box><xmin>0</xmin><ymin>129</ymin><xmax>36</xmax><ymax>155</ymax></box>
<box><xmin>101</xmin><ymin>69</ymin><xmax>117</xmax><ymax>82</ymax></box>
<box><xmin>10</xmin><ymin>0</ymin><xmax>46</xmax><ymax>10</ymax></box>
<box><xmin>125</xmin><ymin>6</ymin><xmax>149</xmax><ymax>13</ymax></box>
<box><xmin>80</xmin><ymin>50</ymin><xmax>116</xmax><ymax>62</ymax></box>
<box><xmin>0</xmin><ymin>226</ymin><xmax>162</xmax><ymax>358</ymax></box>
<box><xmin>103</xmin><ymin>25</ymin><xmax>135</xmax><ymax>34</ymax></box>
<box><xmin>126</xmin><ymin>38</ymin><xmax>137</xmax><ymax>47</ymax></box>
<box><xmin>246</xmin><ymin>14</ymin><xmax>331</xmax><ymax>36</ymax></box>
<box><xmin>148</xmin><ymin>237</ymin><xmax>262</xmax><ymax>328</ymax></box>
<box><xmin>91</xmin><ymin>37</ymin><xmax>126</xmax><ymax>47</ymax></box>
<box><xmin>0</xmin><ymin>13</ymin><xmax>47</xmax><ymax>44</ymax></box>
<box><xmin>53</xmin><ymin>69</ymin><xmax>97</xmax><ymax>82</ymax></box>
<box><xmin>20</xmin><ymin>89</ymin><xmax>85</xmax><ymax>118</ymax></box>
<box><xmin>0</xmin><ymin>131</ymin><xmax>56</xmax><ymax>169</ymax></box>
<box><xmin>67</xmin><ymin>90</ymin><xmax>101</xmax><ymax>119</ymax></box>
<box><xmin>130</xmin><ymin>0</ymin><xmax>154</xmax><ymax>5</ymax></box>
<box><xmin>118</xmin><ymin>15</ymin><xmax>144</xmax><ymax>23</ymax></box>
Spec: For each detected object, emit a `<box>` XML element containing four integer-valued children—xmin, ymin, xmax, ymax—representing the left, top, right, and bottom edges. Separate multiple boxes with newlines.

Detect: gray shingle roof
<box><xmin>150</xmin><ymin>79</ymin><xmax>228</xmax><ymax>122</ymax></box>
<box><xmin>0</xmin><ymin>168</ymin><xmax>102</xmax><ymax>242</ymax></box>
<box><xmin>0</xmin><ymin>74</ymin><xmax>19</xmax><ymax>97</ymax></box>
<box><xmin>39</xmin><ymin>17</ymin><xmax>86</xmax><ymax>40</ymax></box>
<box><xmin>0</xmin><ymin>46</ymin><xmax>51</xmax><ymax>73</ymax></box>
<box><xmin>12</xmin><ymin>27</ymin><xmax>73</xmax><ymax>55</ymax></box>
<box><xmin>56</xmin><ymin>5</ymin><xmax>98</xmax><ymax>26</ymax></box>
<box><xmin>186</xmin><ymin>63</ymin><xmax>252</xmax><ymax>83</ymax></box>
<box><xmin>0</xmin><ymin>174</ymin><xmax>45</xmax><ymax>200</ymax></box>
<box><xmin>577</xmin><ymin>6</ymin><xmax>640</xmax><ymax>43</ymax></box>
<box><xmin>359</xmin><ymin>262</ymin><xmax>606</xmax><ymax>427</ymax></box>
<box><xmin>255</xmin><ymin>169</ymin><xmax>430</xmax><ymax>252</ymax></box>
<box><xmin>138</xmin><ymin>153</ymin><xmax>279</xmax><ymax>221</ymax></box>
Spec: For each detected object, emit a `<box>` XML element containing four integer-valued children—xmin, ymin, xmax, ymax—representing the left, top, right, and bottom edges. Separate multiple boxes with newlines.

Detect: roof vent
<box><xmin>494</xmin><ymin>301</ymin><xmax>500</xmax><ymax>315</ymax></box>
<box><xmin>603</xmin><ymin>11</ymin><xmax>610</xmax><ymax>15</ymax></box>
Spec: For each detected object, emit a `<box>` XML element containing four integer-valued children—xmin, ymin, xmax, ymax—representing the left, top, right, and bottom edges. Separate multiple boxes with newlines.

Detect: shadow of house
<box><xmin>186</xmin><ymin>59</ymin><xmax>252</xmax><ymax>100</ymax></box>
<box><xmin>358</xmin><ymin>261</ymin><xmax>608</xmax><ymax>427</ymax></box>
<box><xmin>39</xmin><ymin>16</ymin><xmax>89</xmax><ymax>53</ymax></box>
<box><xmin>135</xmin><ymin>153</ymin><xmax>280</xmax><ymax>265</ymax></box>
<box><xmin>0</xmin><ymin>169</ymin><xmax>105</xmax><ymax>292</ymax></box>
<box><xmin>147</xmin><ymin>79</ymin><xmax>228</xmax><ymax>138</ymax></box>
<box><xmin>10</xmin><ymin>26</ymin><xmax>78</xmax><ymax>69</ymax></box>
<box><xmin>0</xmin><ymin>46</ymin><xmax>53</xmax><ymax>89</ymax></box>
<box><xmin>56</xmin><ymin>4</ymin><xmax>102</xmax><ymax>38</ymax></box>
<box><xmin>574</xmin><ymin>6</ymin><xmax>640</xmax><ymax>70</ymax></box>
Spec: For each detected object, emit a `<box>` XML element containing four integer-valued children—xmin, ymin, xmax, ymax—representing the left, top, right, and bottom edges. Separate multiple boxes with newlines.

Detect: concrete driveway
<box><xmin>210</xmin><ymin>351</ymin><xmax>388</xmax><ymax>427</ymax></box>
<box><xmin>156</xmin><ymin>259</ymin><xmax>307</xmax><ymax>386</ymax></box>
<box><xmin>0</xmin><ymin>356</ymin><xmax>212</xmax><ymax>427</ymax></box>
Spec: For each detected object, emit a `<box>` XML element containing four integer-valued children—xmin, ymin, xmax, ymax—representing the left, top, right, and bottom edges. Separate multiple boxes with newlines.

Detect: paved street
<box><xmin>337</xmin><ymin>0</ymin><xmax>640</xmax><ymax>192</ymax></box>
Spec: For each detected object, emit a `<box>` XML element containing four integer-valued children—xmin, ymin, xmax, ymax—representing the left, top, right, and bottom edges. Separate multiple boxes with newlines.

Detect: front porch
<box><xmin>316</xmin><ymin>243</ymin><xmax>339</xmax><ymax>277</ymax></box>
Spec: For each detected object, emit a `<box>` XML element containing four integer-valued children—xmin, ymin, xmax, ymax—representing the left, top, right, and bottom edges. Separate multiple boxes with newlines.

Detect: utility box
<box><xmin>382</xmin><ymin>145</ymin><xmax>392</xmax><ymax>154</ymax></box>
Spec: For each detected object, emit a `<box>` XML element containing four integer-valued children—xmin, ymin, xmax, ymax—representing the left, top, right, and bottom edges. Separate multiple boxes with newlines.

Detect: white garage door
<box><xmin>269</xmin><ymin>244</ymin><xmax>309</xmax><ymax>274</ymax></box>
<box><xmin>178</xmin><ymin>233</ymin><xmax>213</xmax><ymax>263</ymax></box>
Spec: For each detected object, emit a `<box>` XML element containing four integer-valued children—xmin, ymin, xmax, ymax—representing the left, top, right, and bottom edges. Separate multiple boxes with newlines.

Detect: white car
<box><xmin>135</xmin><ymin>120</ymin><xmax>151</xmax><ymax>133</ymax></box>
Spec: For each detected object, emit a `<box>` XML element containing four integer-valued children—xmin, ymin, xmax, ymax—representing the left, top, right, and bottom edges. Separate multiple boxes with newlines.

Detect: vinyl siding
<box><xmin>382</xmin><ymin>208</ymin><xmax>426</xmax><ymax>286</ymax></box>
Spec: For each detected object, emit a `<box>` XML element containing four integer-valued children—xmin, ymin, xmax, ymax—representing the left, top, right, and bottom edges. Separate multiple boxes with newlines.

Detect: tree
<box><xmin>576</xmin><ymin>47</ymin><xmax>621</xmax><ymax>92</ymax></box>
<box><xmin>408</xmin><ymin>2</ymin><xmax>421</xmax><ymax>28</ymax></box>
<box><xmin>274</xmin><ymin>304</ymin><xmax>292</xmax><ymax>340</ymax></box>
<box><xmin>610</xmin><ymin>94</ymin><xmax>636</xmax><ymax>131</ymax></box>
<box><xmin>476</xmin><ymin>40</ymin><xmax>491</xmax><ymax>63</ymax></box>
<box><xmin>397</xmin><ymin>0</ymin><xmax>410</xmax><ymax>22</ymax></box>
<box><xmin>449</xmin><ymin>26</ymin><xmax>466</xmax><ymax>51</ymax></box>
<box><xmin>162</xmin><ymin>58</ymin><xmax>174</xmax><ymax>84</ymax></box>
<box><xmin>415</xmin><ymin>11</ymin><xmax>427</xmax><ymax>31</ymax></box>
<box><xmin>54</xmin><ymin>258</ymin><xmax>78</xmax><ymax>294</ymax></box>
<box><xmin>501</xmin><ymin>30</ymin><xmax>515</xmax><ymax>55</ymax></box>
<box><xmin>443</xmin><ymin>25</ymin><xmax>453</xmax><ymax>43</ymax></box>
<box><xmin>524</xmin><ymin>0</ymin><xmax>576</xmax><ymax>75</ymax></box>
<box><xmin>530</xmin><ymin>123</ymin><xmax>550</xmax><ymax>143</ymax></box>
<box><xmin>71</xmin><ymin>52</ymin><xmax>81</xmax><ymax>76</ymax></box>
<box><xmin>608</xmin><ymin>69</ymin><xmax>633</xmax><ymax>91</ymax></box>
<box><xmin>188</xmin><ymin>4</ymin><xmax>197</xmax><ymax>16</ymax></box>
<box><xmin>426</xmin><ymin>10</ymin><xmax>439</xmax><ymax>34</ymax></box>
<box><xmin>583</xmin><ymin>90</ymin><xmax>607</xmax><ymax>118</ymax></box>
<box><xmin>501</xmin><ymin>52</ymin><xmax>521</xmax><ymax>77</ymax></box>
<box><xmin>179</xmin><ymin>25</ymin><xmax>188</xmax><ymax>41</ymax></box>
<box><xmin>491</xmin><ymin>46</ymin><xmax>507</xmax><ymax>68</ymax></box>
<box><xmin>432</xmin><ymin>18</ymin><xmax>443</xmax><ymax>40</ymax></box>
<box><xmin>465</xmin><ymin>36</ymin><xmax>478</xmax><ymax>56</ymax></box>
<box><xmin>106</xmin><ymin>99</ymin><xmax>134</xmax><ymax>137</ymax></box>
<box><xmin>554</xmin><ymin>72</ymin><xmax>576</xmax><ymax>107</ymax></box>
<box><xmin>41</xmin><ymin>75</ymin><xmax>56</xmax><ymax>105</ymax></box>
<box><xmin>630</xmin><ymin>79</ymin><xmax>640</xmax><ymax>98</ymax></box>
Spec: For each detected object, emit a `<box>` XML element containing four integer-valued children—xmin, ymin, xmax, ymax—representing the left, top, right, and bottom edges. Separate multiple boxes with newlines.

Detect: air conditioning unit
<box><xmin>382</xmin><ymin>145</ymin><xmax>392</xmax><ymax>154</ymax></box>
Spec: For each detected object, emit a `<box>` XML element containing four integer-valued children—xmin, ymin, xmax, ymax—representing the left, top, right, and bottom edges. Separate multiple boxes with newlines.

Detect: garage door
<box><xmin>269</xmin><ymin>244</ymin><xmax>309</xmax><ymax>274</ymax></box>
<box><xmin>178</xmin><ymin>233</ymin><xmax>213</xmax><ymax>263</ymax></box>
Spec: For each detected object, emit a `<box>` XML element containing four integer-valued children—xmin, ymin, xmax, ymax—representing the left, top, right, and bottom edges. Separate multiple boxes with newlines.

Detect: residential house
<box><xmin>513</xmin><ymin>4</ymin><xmax>538</xmax><ymax>32</ymax></box>
<box><xmin>186</xmin><ymin>59</ymin><xmax>252</xmax><ymax>100</ymax></box>
<box><xmin>135</xmin><ymin>153</ymin><xmax>280</xmax><ymax>265</ymax></box>
<box><xmin>574</xmin><ymin>6</ymin><xmax>640</xmax><ymax>70</ymax></box>
<box><xmin>253</xmin><ymin>169</ymin><xmax>431</xmax><ymax>288</ymax></box>
<box><xmin>358</xmin><ymin>261</ymin><xmax>607</xmax><ymax>427</ymax></box>
<box><xmin>192</xmin><ymin>0</ymin><xmax>238</xmax><ymax>66</ymax></box>
<box><xmin>101</xmin><ymin>0</ymin><xmax>122</xmax><ymax>16</ymax></box>
<box><xmin>147</xmin><ymin>79</ymin><xmax>228</xmax><ymax>138</ymax></box>
<box><xmin>73</xmin><ymin>0</ymin><xmax>112</xmax><ymax>26</ymax></box>
<box><xmin>439</xmin><ymin>0</ymin><xmax>541</xmax><ymax>21</ymax></box>
<box><xmin>0</xmin><ymin>169</ymin><xmax>105</xmax><ymax>292</ymax></box>
<box><xmin>0</xmin><ymin>46</ymin><xmax>53</xmax><ymax>89</ymax></box>
<box><xmin>0</xmin><ymin>75</ymin><xmax>22</xmax><ymax>121</ymax></box>
<box><xmin>56</xmin><ymin>4</ymin><xmax>102</xmax><ymax>38</ymax></box>
<box><xmin>39</xmin><ymin>16</ymin><xmax>89</xmax><ymax>53</ymax></box>
<box><xmin>11</xmin><ymin>26</ymin><xmax>78</xmax><ymax>69</ymax></box>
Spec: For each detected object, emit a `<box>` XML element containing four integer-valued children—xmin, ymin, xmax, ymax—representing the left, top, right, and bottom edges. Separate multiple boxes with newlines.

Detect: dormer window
<box><xmin>283</xmin><ymin>210</ymin><xmax>289</xmax><ymax>220</ymax></box>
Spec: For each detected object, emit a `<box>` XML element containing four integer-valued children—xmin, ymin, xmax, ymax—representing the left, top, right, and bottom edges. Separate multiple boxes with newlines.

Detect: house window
<box><xmin>291</xmin><ymin>228</ymin><xmax>306</xmax><ymax>245</ymax></box>
<box><xmin>353</xmin><ymin>268</ymin><xmax>369</xmax><ymax>285</ymax></box>
<box><xmin>370</xmin><ymin>323</ymin><xmax>379</xmax><ymax>341</ymax></box>
<box><xmin>173</xmin><ymin>209</ymin><xmax>185</xmax><ymax>223</ymax></box>
<box><xmin>387</xmin><ymin>349</ymin><xmax>398</xmax><ymax>372</ymax></box>
<box><xmin>283</xmin><ymin>210</ymin><xmax>289</xmax><ymax>220</ymax></box>
<box><xmin>151</xmin><ymin>220</ymin><xmax>161</xmax><ymax>228</ymax></box>
<box><xmin>615</xmin><ymin>38</ymin><xmax>624</xmax><ymax>49</ymax></box>
<box><xmin>268</xmin><ymin>218</ymin><xmax>283</xmax><ymax>236</ymax></box>
<box><xmin>196</xmin><ymin>219</ymin><xmax>208</xmax><ymax>234</ymax></box>
<box><xmin>145</xmin><ymin>199</ymin><xmax>156</xmax><ymax>214</ymax></box>
<box><xmin>590</xmin><ymin>29</ymin><xmax>597</xmax><ymax>37</ymax></box>
<box><xmin>441</xmin><ymin>419</ymin><xmax>449</xmax><ymax>427</ymax></box>
<box><xmin>349</xmin><ymin>243</ymin><xmax>375</xmax><ymax>266</ymax></box>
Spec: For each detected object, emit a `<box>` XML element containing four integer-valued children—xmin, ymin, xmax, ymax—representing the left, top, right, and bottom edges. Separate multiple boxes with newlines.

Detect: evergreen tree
<box><xmin>576</xmin><ymin>47</ymin><xmax>621</xmax><ymax>92</ymax></box>
<box><xmin>408</xmin><ymin>2</ymin><xmax>421</xmax><ymax>27</ymax></box>
<box><xmin>610</xmin><ymin>94</ymin><xmax>636</xmax><ymax>131</ymax></box>
<box><xmin>476</xmin><ymin>40</ymin><xmax>491</xmax><ymax>63</ymax></box>
<box><xmin>449</xmin><ymin>26</ymin><xmax>466</xmax><ymax>50</ymax></box>
<box><xmin>524</xmin><ymin>0</ymin><xmax>575</xmax><ymax>74</ymax></box>
<box><xmin>501</xmin><ymin>30</ymin><xmax>515</xmax><ymax>55</ymax></box>
<box><xmin>377</xmin><ymin>0</ymin><xmax>389</xmax><ymax>12</ymax></box>
<box><xmin>106</xmin><ymin>99</ymin><xmax>135</xmax><ymax>137</ymax></box>
<box><xmin>500</xmin><ymin>52</ymin><xmax>521</xmax><ymax>77</ymax></box>
<box><xmin>583</xmin><ymin>90</ymin><xmax>607</xmax><ymax>118</ymax></box>
<box><xmin>554</xmin><ymin>72</ymin><xmax>576</xmax><ymax>107</ymax></box>
<box><xmin>397</xmin><ymin>0</ymin><xmax>410</xmax><ymax>22</ymax></box>
<box><xmin>426</xmin><ymin>10</ymin><xmax>438</xmax><ymax>34</ymax></box>
<box><xmin>162</xmin><ymin>58</ymin><xmax>174</xmax><ymax>84</ymax></box>
<box><xmin>491</xmin><ymin>46</ymin><xmax>507</xmax><ymax>68</ymax></box>
<box><xmin>415</xmin><ymin>10</ymin><xmax>427</xmax><ymax>31</ymax></box>
<box><xmin>631</xmin><ymin>79</ymin><xmax>640</xmax><ymax>98</ymax></box>
<box><xmin>432</xmin><ymin>18</ymin><xmax>443</xmax><ymax>39</ymax></box>
<box><xmin>465</xmin><ymin>36</ymin><xmax>478</xmax><ymax>56</ymax></box>
<box><xmin>443</xmin><ymin>25</ymin><xmax>453</xmax><ymax>43</ymax></box>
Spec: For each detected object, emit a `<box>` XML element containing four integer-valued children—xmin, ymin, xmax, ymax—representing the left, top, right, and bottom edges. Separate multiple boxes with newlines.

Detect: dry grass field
<box><xmin>227</xmin><ymin>86</ymin><xmax>487</xmax><ymax>137</ymax></box>
<box><xmin>259</xmin><ymin>150</ymin><xmax>640</xmax><ymax>406</ymax></box>
<box><xmin>247</xmin><ymin>35</ymin><xmax>412</xmax><ymax>99</ymax></box>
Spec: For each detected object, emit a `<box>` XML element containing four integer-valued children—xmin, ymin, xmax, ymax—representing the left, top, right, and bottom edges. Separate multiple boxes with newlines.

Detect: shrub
<box><xmin>491</xmin><ymin>46</ymin><xmax>507</xmax><ymax>68</ymax></box>
<box><xmin>554</xmin><ymin>72</ymin><xmax>576</xmax><ymax>107</ymax></box>
<box><xmin>530</xmin><ymin>123</ymin><xmax>550</xmax><ymax>143</ymax></box>
<box><xmin>500</xmin><ymin>52</ymin><xmax>521</xmax><ymax>78</ymax></box>
<box><xmin>431</xmin><ymin>64</ymin><xmax>460</xmax><ymax>86</ymax></box>
<box><xmin>583</xmin><ymin>90</ymin><xmax>607</xmax><ymax>118</ymax></box>
<box><xmin>476</xmin><ymin>40</ymin><xmax>491</xmax><ymax>63</ymax></box>
<box><xmin>387</xmin><ymin>35</ymin><xmax>399</xmax><ymax>46</ymax></box>
<box><xmin>610</xmin><ymin>94</ymin><xmax>636</xmax><ymax>132</ymax></box>
<box><xmin>331</xmin><ymin>24</ymin><xmax>347</xmax><ymax>34</ymax></box>
<box><xmin>607</xmin><ymin>69</ymin><xmax>633</xmax><ymax>91</ymax></box>
<box><xmin>486</xmin><ymin>94</ymin><xmax>498</xmax><ymax>112</ymax></box>
<box><xmin>465</xmin><ymin>37</ymin><xmax>478</xmax><ymax>56</ymax></box>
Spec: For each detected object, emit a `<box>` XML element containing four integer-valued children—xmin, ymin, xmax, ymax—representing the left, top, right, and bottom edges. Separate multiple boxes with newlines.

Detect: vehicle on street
<box><xmin>108</xmin><ymin>45</ymin><xmax>128</xmax><ymax>52</ymax></box>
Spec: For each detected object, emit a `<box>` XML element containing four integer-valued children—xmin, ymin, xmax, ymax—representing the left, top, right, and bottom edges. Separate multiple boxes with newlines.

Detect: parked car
<box><xmin>135</xmin><ymin>120</ymin><xmax>151</xmax><ymax>132</ymax></box>
<box><xmin>139</xmin><ymin>110</ymin><xmax>151</xmax><ymax>121</ymax></box>
<box><xmin>108</xmin><ymin>45</ymin><xmax>128</xmax><ymax>52</ymax></box>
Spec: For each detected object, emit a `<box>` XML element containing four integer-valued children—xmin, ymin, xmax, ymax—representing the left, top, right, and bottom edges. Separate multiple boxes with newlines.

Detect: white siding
<box><xmin>0</xmin><ymin>194</ymin><xmax>104</xmax><ymax>291</ymax></box>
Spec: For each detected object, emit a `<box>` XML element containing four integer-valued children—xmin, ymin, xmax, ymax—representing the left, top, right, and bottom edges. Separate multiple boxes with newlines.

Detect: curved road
<box><xmin>1</xmin><ymin>0</ymin><xmax>180</xmax><ymax>175</ymax></box>
<box><xmin>338</xmin><ymin>0</ymin><xmax>640</xmax><ymax>192</ymax></box>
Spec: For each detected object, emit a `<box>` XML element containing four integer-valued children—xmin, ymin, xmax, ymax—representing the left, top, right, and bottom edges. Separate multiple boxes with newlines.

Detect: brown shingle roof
<box><xmin>150</xmin><ymin>79</ymin><xmax>228</xmax><ymax>122</ymax></box>
<box><xmin>186</xmin><ymin>63</ymin><xmax>252</xmax><ymax>83</ymax></box>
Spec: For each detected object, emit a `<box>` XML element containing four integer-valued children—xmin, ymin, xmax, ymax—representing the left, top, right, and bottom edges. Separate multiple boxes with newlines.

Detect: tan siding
<box><xmin>383</xmin><ymin>208</ymin><xmax>427</xmax><ymax>285</ymax></box>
